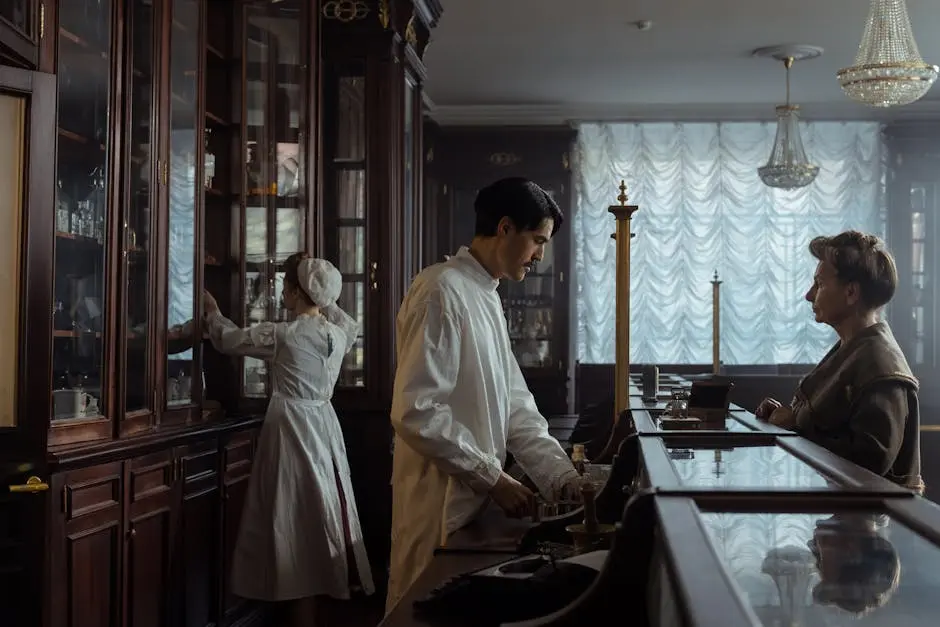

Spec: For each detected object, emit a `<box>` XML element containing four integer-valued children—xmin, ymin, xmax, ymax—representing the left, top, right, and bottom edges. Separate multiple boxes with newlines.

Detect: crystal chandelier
<box><xmin>837</xmin><ymin>0</ymin><xmax>938</xmax><ymax>107</ymax></box>
<box><xmin>754</xmin><ymin>47</ymin><xmax>820</xmax><ymax>190</ymax></box>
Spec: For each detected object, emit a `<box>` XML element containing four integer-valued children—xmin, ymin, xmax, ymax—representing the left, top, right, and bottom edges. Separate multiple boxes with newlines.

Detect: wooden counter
<box><xmin>380</xmin><ymin>374</ymin><xmax>936</xmax><ymax>627</ymax></box>
<box><xmin>380</xmin><ymin>507</ymin><xmax>537</xmax><ymax>627</ymax></box>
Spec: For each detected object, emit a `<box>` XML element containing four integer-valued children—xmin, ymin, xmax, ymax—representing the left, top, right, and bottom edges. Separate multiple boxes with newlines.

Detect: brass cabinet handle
<box><xmin>9</xmin><ymin>476</ymin><xmax>49</xmax><ymax>493</ymax></box>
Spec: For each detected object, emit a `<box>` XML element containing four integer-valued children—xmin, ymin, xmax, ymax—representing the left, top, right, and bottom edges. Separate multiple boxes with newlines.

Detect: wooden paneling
<box><xmin>49</xmin><ymin>462</ymin><xmax>124</xmax><ymax>627</ymax></box>
<box><xmin>176</xmin><ymin>440</ymin><xmax>220</xmax><ymax>627</ymax></box>
<box><xmin>43</xmin><ymin>422</ymin><xmax>263</xmax><ymax>627</ymax></box>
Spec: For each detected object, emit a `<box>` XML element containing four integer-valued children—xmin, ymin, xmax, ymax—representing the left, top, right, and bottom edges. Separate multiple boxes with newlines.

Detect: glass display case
<box><xmin>238</xmin><ymin>1</ymin><xmax>306</xmax><ymax>400</ymax></box>
<box><xmin>50</xmin><ymin>0</ymin><xmax>113</xmax><ymax>431</ymax></box>
<box><xmin>122</xmin><ymin>0</ymin><xmax>157</xmax><ymax>427</ymax></box>
<box><xmin>323</xmin><ymin>68</ymin><xmax>367</xmax><ymax>389</ymax></box>
<box><xmin>653</xmin><ymin>494</ymin><xmax>940</xmax><ymax>627</ymax></box>
<box><xmin>884</xmin><ymin>125</ymin><xmax>940</xmax><ymax>372</ymax></box>
<box><xmin>636</xmin><ymin>435</ymin><xmax>911</xmax><ymax>495</ymax></box>
<box><xmin>631</xmin><ymin>407</ymin><xmax>759</xmax><ymax>434</ymax></box>
<box><xmin>201</xmin><ymin>0</ymin><xmax>308</xmax><ymax>412</ymax></box>
<box><xmin>164</xmin><ymin>0</ymin><xmax>200</xmax><ymax>411</ymax></box>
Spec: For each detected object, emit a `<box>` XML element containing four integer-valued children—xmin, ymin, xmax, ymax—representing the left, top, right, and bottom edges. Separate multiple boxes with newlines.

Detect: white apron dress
<box><xmin>205</xmin><ymin>309</ymin><xmax>375</xmax><ymax>601</ymax></box>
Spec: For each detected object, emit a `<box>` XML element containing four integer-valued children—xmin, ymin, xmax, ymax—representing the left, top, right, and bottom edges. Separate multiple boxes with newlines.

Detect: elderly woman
<box><xmin>756</xmin><ymin>231</ymin><xmax>923</xmax><ymax>492</ymax></box>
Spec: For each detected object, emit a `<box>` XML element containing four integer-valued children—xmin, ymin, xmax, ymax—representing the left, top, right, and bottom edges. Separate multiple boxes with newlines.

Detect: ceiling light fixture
<box><xmin>753</xmin><ymin>45</ymin><xmax>822</xmax><ymax>190</ymax></box>
<box><xmin>838</xmin><ymin>0</ymin><xmax>937</xmax><ymax>108</ymax></box>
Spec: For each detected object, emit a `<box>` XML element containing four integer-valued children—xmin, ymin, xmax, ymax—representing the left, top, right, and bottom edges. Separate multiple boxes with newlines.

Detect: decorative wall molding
<box><xmin>426</xmin><ymin>100</ymin><xmax>940</xmax><ymax>126</ymax></box>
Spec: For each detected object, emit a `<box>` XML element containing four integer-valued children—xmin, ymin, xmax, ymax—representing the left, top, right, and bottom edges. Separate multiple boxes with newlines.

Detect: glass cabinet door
<box><xmin>0</xmin><ymin>0</ymin><xmax>39</xmax><ymax>67</ymax></box>
<box><xmin>165</xmin><ymin>0</ymin><xmax>200</xmax><ymax>408</ymax></box>
<box><xmin>51</xmin><ymin>1</ymin><xmax>113</xmax><ymax>422</ymax></box>
<box><xmin>325</xmin><ymin>71</ymin><xmax>367</xmax><ymax>388</ymax></box>
<box><xmin>908</xmin><ymin>183</ymin><xmax>936</xmax><ymax>367</ymax></box>
<box><xmin>403</xmin><ymin>73</ymin><xmax>416</xmax><ymax>283</ymax></box>
<box><xmin>240</xmin><ymin>2</ymin><xmax>305</xmax><ymax>399</ymax></box>
<box><xmin>0</xmin><ymin>0</ymin><xmax>34</xmax><ymax>41</ymax></box>
<box><xmin>500</xmin><ymin>188</ymin><xmax>558</xmax><ymax>369</ymax></box>
<box><xmin>122</xmin><ymin>0</ymin><xmax>157</xmax><ymax>417</ymax></box>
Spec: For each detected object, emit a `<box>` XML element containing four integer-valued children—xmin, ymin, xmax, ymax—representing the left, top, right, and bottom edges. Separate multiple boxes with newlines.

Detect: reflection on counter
<box><xmin>667</xmin><ymin>445</ymin><xmax>834</xmax><ymax>489</ymax></box>
<box><xmin>699</xmin><ymin>510</ymin><xmax>940</xmax><ymax>626</ymax></box>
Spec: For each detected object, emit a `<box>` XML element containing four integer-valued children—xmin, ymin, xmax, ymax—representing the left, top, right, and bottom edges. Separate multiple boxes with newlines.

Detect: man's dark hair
<box><xmin>473</xmin><ymin>177</ymin><xmax>563</xmax><ymax>237</ymax></box>
<box><xmin>808</xmin><ymin>230</ymin><xmax>898</xmax><ymax>310</ymax></box>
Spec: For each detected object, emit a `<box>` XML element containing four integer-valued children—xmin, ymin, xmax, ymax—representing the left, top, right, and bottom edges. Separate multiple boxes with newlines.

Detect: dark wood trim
<box><xmin>5</xmin><ymin>68</ymin><xmax>56</xmax><ymax>458</ymax></box>
<box><xmin>654</xmin><ymin>496</ymin><xmax>758</xmax><ymax>627</ymax></box>
<box><xmin>48</xmin><ymin>414</ymin><xmax>263</xmax><ymax>473</ymax></box>
<box><xmin>0</xmin><ymin>17</ymin><xmax>38</xmax><ymax>68</ymax></box>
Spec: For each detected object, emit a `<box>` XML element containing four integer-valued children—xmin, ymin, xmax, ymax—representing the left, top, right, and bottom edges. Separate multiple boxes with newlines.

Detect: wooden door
<box><xmin>175</xmin><ymin>441</ymin><xmax>221</xmax><ymax>627</ymax></box>
<box><xmin>124</xmin><ymin>451</ymin><xmax>177</xmax><ymax>627</ymax></box>
<box><xmin>0</xmin><ymin>65</ymin><xmax>56</xmax><ymax>627</ymax></box>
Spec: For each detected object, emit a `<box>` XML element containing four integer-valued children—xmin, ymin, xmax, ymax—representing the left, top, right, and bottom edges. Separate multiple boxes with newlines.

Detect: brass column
<box><xmin>608</xmin><ymin>181</ymin><xmax>639</xmax><ymax>415</ymax></box>
<box><xmin>711</xmin><ymin>271</ymin><xmax>722</xmax><ymax>375</ymax></box>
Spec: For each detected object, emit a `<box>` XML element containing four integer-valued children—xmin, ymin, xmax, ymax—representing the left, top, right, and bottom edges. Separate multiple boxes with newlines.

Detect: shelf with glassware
<box><xmin>432</xmin><ymin>126</ymin><xmax>576</xmax><ymax>414</ymax></box>
<box><xmin>323</xmin><ymin>69</ymin><xmax>368</xmax><ymax>390</ymax></box>
<box><xmin>884</xmin><ymin>123</ymin><xmax>940</xmax><ymax>383</ymax></box>
<box><xmin>320</xmin><ymin>5</ymin><xmax>434</xmax><ymax>407</ymax></box>
<box><xmin>48</xmin><ymin>0</ymin><xmax>117</xmax><ymax>445</ymax></box>
<box><xmin>201</xmin><ymin>0</ymin><xmax>312</xmax><ymax>417</ymax></box>
<box><xmin>47</xmin><ymin>0</ymin><xmax>238</xmax><ymax>445</ymax></box>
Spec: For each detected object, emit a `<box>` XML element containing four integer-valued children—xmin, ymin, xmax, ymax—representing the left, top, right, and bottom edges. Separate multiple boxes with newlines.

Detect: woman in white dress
<box><xmin>203</xmin><ymin>253</ymin><xmax>374</xmax><ymax>626</ymax></box>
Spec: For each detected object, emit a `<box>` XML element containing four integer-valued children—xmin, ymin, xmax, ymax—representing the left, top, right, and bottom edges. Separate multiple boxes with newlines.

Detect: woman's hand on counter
<box><xmin>755</xmin><ymin>397</ymin><xmax>782</xmax><ymax>421</ymax></box>
<box><xmin>768</xmin><ymin>406</ymin><xmax>796</xmax><ymax>429</ymax></box>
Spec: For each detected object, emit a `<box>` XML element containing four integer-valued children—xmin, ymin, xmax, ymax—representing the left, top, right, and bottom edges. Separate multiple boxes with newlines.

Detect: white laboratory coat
<box><xmin>385</xmin><ymin>247</ymin><xmax>578</xmax><ymax>613</ymax></box>
<box><xmin>205</xmin><ymin>308</ymin><xmax>375</xmax><ymax>601</ymax></box>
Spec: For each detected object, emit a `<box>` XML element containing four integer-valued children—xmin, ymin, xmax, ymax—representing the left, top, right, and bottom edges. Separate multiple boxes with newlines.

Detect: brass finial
<box><xmin>616</xmin><ymin>180</ymin><xmax>628</xmax><ymax>206</ymax></box>
<box><xmin>713</xmin><ymin>270</ymin><xmax>719</xmax><ymax>281</ymax></box>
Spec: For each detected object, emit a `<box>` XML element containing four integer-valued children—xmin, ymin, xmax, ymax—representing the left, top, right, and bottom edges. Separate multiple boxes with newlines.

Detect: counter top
<box><xmin>379</xmin><ymin>552</ymin><xmax>516</xmax><ymax>627</ymax></box>
<box><xmin>379</xmin><ymin>506</ymin><xmax>537</xmax><ymax>627</ymax></box>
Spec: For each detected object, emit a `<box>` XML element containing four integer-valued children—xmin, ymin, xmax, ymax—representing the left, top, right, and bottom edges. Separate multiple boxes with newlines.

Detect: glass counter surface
<box><xmin>698</xmin><ymin>509</ymin><xmax>940</xmax><ymax>626</ymax></box>
<box><xmin>656</xmin><ymin>415</ymin><xmax>755</xmax><ymax>433</ymax></box>
<box><xmin>666</xmin><ymin>445</ymin><xmax>833</xmax><ymax>489</ymax></box>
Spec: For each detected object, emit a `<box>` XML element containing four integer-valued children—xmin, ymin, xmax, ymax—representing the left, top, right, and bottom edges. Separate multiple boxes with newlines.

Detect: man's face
<box><xmin>805</xmin><ymin>260</ymin><xmax>858</xmax><ymax>326</ymax></box>
<box><xmin>496</xmin><ymin>217</ymin><xmax>554</xmax><ymax>281</ymax></box>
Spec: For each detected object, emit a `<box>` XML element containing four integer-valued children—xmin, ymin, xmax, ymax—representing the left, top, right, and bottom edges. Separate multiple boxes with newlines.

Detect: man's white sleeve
<box><xmin>505</xmin><ymin>358</ymin><xmax>578</xmax><ymax>499</ymax></box>
<box><xmin>390</xmin><ymin>292</ymin><xmax>502</xmax><ymax>492</ymax></box>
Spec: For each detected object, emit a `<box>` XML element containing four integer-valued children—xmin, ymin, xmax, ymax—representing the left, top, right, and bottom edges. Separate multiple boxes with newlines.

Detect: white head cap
<box><xmin>297</xmin><ymin>257</ymin><xmax>342</xmax><ymax>308</ymax></box>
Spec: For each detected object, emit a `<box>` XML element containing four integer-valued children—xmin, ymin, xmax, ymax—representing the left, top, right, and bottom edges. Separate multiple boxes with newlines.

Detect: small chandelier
<box><xmin>838</xmin><ymin>0</ymin><xmax>938</xmax><ymax>108</ymax></box>
<box><xmin>754</xmin><ymin>45</ymin><xmax>821</xmax><ymax>190</ymax></box>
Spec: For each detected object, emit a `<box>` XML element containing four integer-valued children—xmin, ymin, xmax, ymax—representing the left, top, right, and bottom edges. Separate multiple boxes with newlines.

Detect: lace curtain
<box><xmin>573</xmin><ymin>122</ymin><xmax>885</xmax><ymax>365</ymax></box>
<box><xmin>167</xmin><ymin>130</ymin><xmax>197</xmax><ymax>358</ymax></box>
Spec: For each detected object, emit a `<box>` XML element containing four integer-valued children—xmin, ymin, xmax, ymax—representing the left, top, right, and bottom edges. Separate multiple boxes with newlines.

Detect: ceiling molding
<box><xmin>427</xmin><ymin>101</ymin><xmax>940</xmax><ymax>126</ymax></box>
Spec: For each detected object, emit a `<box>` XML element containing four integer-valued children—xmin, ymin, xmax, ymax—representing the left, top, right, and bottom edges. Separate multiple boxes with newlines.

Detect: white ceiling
<box><xmin>424</xmin><ymin>0</ymin><xmax>940</xmax><ymax>124</ymax></box>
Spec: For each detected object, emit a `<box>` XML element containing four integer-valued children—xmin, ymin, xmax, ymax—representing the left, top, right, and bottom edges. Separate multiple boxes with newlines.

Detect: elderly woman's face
<box><xmin>805</xmin><ymin>260</ymin><xmax>860</xmax><ymax>326</ymax></box>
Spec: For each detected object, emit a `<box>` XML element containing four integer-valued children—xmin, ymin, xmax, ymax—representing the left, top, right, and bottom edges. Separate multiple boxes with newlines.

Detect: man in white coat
<box><xmin>385</xmin><ymin>177</ymin><xmax>581</xmax><ymax>614</ymax></box>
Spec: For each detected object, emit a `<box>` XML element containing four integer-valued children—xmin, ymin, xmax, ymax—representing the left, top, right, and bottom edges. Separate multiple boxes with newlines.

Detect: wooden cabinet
<box><xmin>1</xmin><ymin>0</ymin><xmax>446</xmax><ymax>621</ymax></box>
<box><xmin>45</xmin><ymin>423</ymin><xmax>260</xmax><ymax>627</ymax></box>
<box><xmin>0</xmin><ymin>0</ymin><xmax>53</xmax><ymax>71</ymax></box>
<box><xmin>884</xmin><ymin>123</ymin><xmax>940</xmax><ymax>416</ymax></box>
<box><xmin>319</xmin><ymin>0</ymin><xmax>442</xmax><ymax>592</ymax></box>
<box><xmin>202</xmin><ymin>0</ymin><xmax>318</xmax><ymax>417</ymax></box>
<box><xmin>433</xmin><ymin>126</ymin><xmax>576</xmax><ymax>415</ymax></box>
